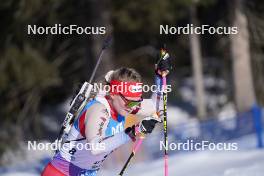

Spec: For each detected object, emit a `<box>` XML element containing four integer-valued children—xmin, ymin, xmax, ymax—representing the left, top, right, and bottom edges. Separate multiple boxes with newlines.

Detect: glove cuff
<box><xmin>124</xmin><ymin>125</ymin><xmax>135</xmax><ymax>142</ymax></box>
<box><xmin>125</xmin><ymin>124</ymin><xmax>143</xmax><ymax>142</ymax></box>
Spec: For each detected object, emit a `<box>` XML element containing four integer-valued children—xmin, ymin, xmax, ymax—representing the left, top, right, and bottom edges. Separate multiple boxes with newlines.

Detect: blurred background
<box><xmin>0</xmin><ymin>0</ymin><xmax>264</xmax><ymax>175</ymax></box>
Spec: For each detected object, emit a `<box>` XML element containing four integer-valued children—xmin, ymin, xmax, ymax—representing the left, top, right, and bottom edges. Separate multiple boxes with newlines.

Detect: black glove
<box><xmin>125</xmin><ymin>116</ymin><xmax>161</xmax><ymax>141</ymax></box>
<box><xmin>155</xmin><ymin>48</ymin><xmax>172</xmax><ymax>76</ymax></box>
<box><xmin>140</xmin><ymin>117</ymin><xmax>160</xmax><ymax>134</ymax></box>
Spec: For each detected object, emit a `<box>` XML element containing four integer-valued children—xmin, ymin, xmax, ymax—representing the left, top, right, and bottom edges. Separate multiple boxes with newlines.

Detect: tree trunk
<box><xmin>189</xmin><ymin>5</ymin><xmax>207</xmax><ymax>120</ymax></box>
<box><xmin>230</xmin><ymin>0</ymin><xmax>256</xmax><ymax>112</ymax></box>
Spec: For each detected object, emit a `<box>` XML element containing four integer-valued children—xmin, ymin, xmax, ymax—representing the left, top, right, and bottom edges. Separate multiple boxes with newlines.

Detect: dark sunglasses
<box><xmin>119</xmin><ymin>93</ymin><xmax>143</xmax><ymax>108</ymax></box>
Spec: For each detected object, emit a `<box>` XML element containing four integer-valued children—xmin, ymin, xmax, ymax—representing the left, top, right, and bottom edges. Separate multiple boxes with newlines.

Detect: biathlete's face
<box><xmin>111</xmin><ymin>94</ymin><xmax>142</xmax><ymax>117</ymax></box>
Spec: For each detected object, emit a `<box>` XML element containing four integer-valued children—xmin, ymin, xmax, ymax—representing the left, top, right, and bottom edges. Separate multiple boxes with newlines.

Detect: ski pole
<box><xmin>162</xmin><ymin>75</ymin><xmax>168</xmax><ymax>176</ymax></box>
<box><xmin>118</xmin><ymin>72</ymin><xmax>163</xmax><ymax>176</ymax></box>
<box><xmin>158</xmin><ymin>45</ymin><xmax>170</xmax><ymax>176</ymax></box>
<box><xmin>118</xmin><ymin>135</ymin><xmax>145</xmax><ymax>176</ymax></box>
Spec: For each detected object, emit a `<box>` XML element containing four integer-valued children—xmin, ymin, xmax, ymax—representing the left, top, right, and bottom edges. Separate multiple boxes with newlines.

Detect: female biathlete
<box><xmin>42</xmin><ymin>51</ymin><xmax>171</xmax><ymax>176</ymax></box>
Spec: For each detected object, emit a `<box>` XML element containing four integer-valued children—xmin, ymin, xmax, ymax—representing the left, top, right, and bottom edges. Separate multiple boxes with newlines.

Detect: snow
<box><xmin>179</xmin><ymin>76</ymin><xmax>231</xmax><ymax>114</ymax></box>
<box><xmin>100</xmin><ymin>133</ymin><xmax>264</xmax><ymax>176</ymax></box>
<box><xmin>167</xmin><ymin>105</ymin><xmax>192</xmax><ymax>127</ymax></box>
<box><xmin>1</xmin><ymin>133</ymin><xmax>263</xmax><ymax>176</ymax></box>
<box><xmin>3</xmin><ymin>149</ymin><xmax>264</xmax><ymax>176</ymax></box>
<box><xmin>1</xmin><ymin>141</ymin><xmax>53</xmax><ymax>167</ymax></box>
<box><xmin>217</xmin><ymin>103</ymin><xmax>237</xmax><ymax>130</ymax></box>
<box><xmin>115</xmin><ymin>149</ymin><xmax>264</xmax><ymax>176</ymax></box>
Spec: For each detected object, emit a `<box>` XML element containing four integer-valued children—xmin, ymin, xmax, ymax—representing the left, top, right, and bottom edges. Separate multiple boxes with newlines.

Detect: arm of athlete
<box><xmin>135</xmin><ymin>47</ymin><xmax>172</xmax><ymax>120</ymax></box>
<box><xmin>85</xmin><ymin>103</ymin><xmax>131</xmax><ymax>156</ymax></box>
